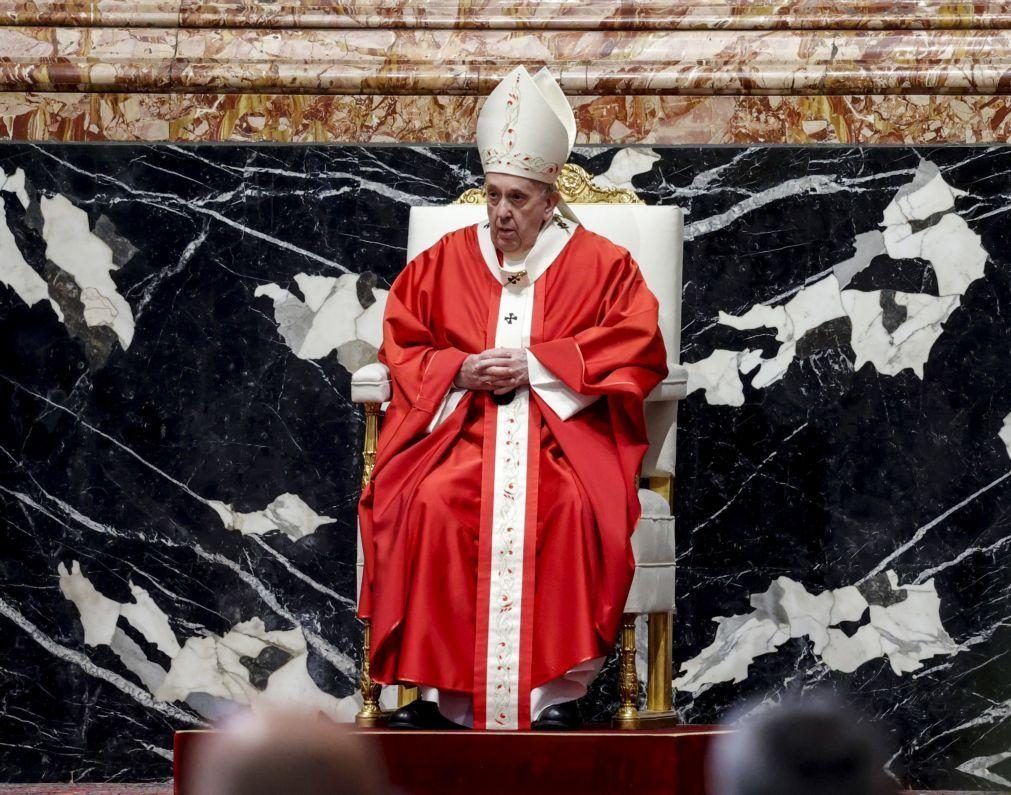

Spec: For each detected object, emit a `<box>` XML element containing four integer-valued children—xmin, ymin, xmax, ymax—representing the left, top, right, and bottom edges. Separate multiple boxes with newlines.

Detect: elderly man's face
<box><xmin>485</xmin><ymin>173</ymin><xmax>559</xmax><ymax>255</ymax></box>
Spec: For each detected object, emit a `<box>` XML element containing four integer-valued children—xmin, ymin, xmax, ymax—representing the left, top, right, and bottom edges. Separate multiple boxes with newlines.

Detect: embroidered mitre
<box><xmin>477</xmin><ymin>66</ymin><xmax>580</xmax><ymax>222</ymax></box>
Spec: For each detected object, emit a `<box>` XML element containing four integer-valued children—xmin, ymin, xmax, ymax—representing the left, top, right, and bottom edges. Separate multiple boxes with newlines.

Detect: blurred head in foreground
<box><xmin>708</xmin><ymin>694</ymin><xmax>897</xmax><ymax>795</ymax></box>
<box><xmin>190</xmin><ymin>709</ymin><xmax>387</xmax><ymax>795</ymax></box>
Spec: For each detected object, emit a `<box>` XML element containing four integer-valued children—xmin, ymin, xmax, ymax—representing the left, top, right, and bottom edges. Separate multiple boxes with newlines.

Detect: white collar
<box><xmin>477</xmin><ymin>215</ymin><xmax>578</xmax><ymax>286</ymax></box>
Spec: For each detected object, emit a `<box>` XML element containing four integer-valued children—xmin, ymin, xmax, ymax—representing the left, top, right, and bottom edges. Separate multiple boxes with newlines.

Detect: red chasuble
<box><xmin>357</xmin><ymin>220</ymin><xmax>667</xmax><ymax>730</ymax></box>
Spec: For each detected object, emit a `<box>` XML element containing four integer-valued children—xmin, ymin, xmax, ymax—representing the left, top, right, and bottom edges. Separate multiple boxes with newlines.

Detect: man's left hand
<box><xmin>475</xmin><ymin>348</ymin><xmax>529</xmax><ymax>395</ymax></box>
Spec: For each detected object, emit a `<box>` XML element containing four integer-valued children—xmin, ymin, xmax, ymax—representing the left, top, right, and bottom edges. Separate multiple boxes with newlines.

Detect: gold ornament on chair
<box><xmin>454</xmin><ymin>163</ymin><xmax>645</xmax><ymax>206</ymax></box>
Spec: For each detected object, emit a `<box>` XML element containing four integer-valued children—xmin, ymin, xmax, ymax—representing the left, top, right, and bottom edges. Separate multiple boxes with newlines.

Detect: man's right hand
<box><xmin>454</xmin><ymin>352</ymin><xmax>494</xmax><ymax>391</ymax></box>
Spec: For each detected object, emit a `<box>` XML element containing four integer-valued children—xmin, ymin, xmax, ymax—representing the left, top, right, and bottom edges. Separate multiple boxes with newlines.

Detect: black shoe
<box><xmin>387</xmin><ymin>699</ymin><xmax>467</xmax><ymax>730</ymax></box>
<box><xmin>532</xmin><ymin>701</ymin><xmax>582</xmax><ymax>731</ymax></box>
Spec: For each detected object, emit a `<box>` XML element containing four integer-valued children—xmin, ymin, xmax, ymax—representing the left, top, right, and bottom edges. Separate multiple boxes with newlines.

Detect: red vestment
<box><xmin>357</xmin><ymin>221</ymin><xmax>667</xmax><ymax>729</ymax></box>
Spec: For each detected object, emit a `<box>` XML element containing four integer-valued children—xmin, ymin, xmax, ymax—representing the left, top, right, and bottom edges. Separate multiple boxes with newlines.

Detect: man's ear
<box><xmin>544</xmin><ymin>188</ymin><xmax>560</xmax><ymax>218</ymax></box>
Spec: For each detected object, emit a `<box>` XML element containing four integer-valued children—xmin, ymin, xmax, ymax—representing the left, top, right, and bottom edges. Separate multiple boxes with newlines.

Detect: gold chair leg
<box><xmin>646</xmin><ymin>612</ymin><xmax>673</xmax><ymax>712</ymax></box>
<box><xmin>361</xmin><ymin>403</ymin><xmax>380</xmax><ymax>490</ymax></box>
<box><xmin>355</xmin><ymin>619</ymin><xmax>387</xmax><ymax>727</ymax></box>
<box><xmin>640</xmin><ymin>611</ymin><xmax>679</xmax><ymax>727</ymax></box>
<box><xmin>356</xmin><ymin>403</ymin><xmax>387</xmax><ymax>727</ymax></box>
<box><xmin>612</xmin><ymin>613</ymin><xmax>640</xmax><ymax>729</ymax></box>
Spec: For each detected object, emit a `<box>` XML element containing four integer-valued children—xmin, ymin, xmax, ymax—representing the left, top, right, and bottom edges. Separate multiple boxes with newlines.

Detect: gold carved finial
<box><xmin>355</xmin><ymin>619</ymin><xmax>387</xmax><ymax>727</ymax></box>
<box><xmin>454</xmin><ymin>163</ymin><xmax>645</xmax><ymax>205</ymax></box>
<box><xmin>612</xmin><ymin>613</ymin><xmax>641</xmax><ymax>730</ymax></box>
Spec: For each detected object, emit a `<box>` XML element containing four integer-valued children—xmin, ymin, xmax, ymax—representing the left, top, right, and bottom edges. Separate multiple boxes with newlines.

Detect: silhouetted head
<box><xmin>190</xmin><ymin>709</ymin><xmax>387</xmax><ymax>795</ymax></box>
<box><xmin>709</xmin><ymin>694</ymin><xmax>897</xmax><ymax>795</ymax></box>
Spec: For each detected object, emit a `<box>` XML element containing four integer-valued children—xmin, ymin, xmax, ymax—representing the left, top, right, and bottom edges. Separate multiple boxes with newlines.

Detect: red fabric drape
<box><xmin>358</xmin><ymin>224</ymin><xmax>667</xmax><ymax>693</ymax></box>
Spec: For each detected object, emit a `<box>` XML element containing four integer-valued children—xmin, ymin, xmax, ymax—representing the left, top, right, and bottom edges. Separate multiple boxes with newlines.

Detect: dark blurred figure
<box><xmin>708</xmin><ymin>693</ymin><xmax>898</xmax><ymax>795</ymax></box>
<box><xmin>190</xmin><ymin>709</ymin><xmax>388</xmax><ymax>795</ymax></box>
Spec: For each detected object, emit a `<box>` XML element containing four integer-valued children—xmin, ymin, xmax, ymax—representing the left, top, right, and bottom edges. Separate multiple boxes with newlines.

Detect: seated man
<box><xmin>357</xmin><ymin>66</ymin><xmax>668</xmax><ymax>731</ymax></box>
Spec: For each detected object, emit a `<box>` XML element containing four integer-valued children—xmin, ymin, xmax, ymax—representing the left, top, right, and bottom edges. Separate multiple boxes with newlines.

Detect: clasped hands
<box><xmin>454</xmin><ymin>348</ymin><xmax>529</xmax><ymax>395</ymax></box>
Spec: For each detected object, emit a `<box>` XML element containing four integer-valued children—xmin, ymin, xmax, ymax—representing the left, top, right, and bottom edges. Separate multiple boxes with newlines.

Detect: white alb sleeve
<box><xmin>526</xmin><ymin>349</ymin><xmax>600</xmax><ymax>421</ymax></box>
<box><xmin>425</xmin><ymin>387</ymin><xmax>467</xmax><ymax>433</ymax></box>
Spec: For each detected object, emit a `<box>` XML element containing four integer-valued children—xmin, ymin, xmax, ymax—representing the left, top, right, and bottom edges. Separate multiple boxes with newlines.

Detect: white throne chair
<box><xmin>351</xmin><ymin>165</ymin><xmax>686</xmax><ymax>729</ymax></box>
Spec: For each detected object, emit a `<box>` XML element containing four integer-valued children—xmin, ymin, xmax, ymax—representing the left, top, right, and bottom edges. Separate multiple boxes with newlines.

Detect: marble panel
<box><xmin>0</xmin><ymin>144</ymin><xmax>1008</xmax><ymax>790</ymax></box>
<box><xmin>0</xmin><ymin>1</ymin><xmax>180</xmax><ymax>27</ymax></box>
<box><xmin>4</xmin><ymin>92</ymin><xmax>1011</xmax><ymax>145</ymax></box>
<box><xmin>5</xmin><ymin>28</ymin><xmax>1011</xmax><ymax>95</ymax></box>
<box><xmin>180</xmin><ymin>1</ymin><xmax>1011</xmax><ymax>31</ymax></box>
<box><xmin>7</xmin><ymin>0</ymin><xmax>1011</xmax><ymax>32</ymax></box>
<box><xmin>0</xmin><ymin>26</ymin><xmax>176</xmax><ymax>92</ymax></box>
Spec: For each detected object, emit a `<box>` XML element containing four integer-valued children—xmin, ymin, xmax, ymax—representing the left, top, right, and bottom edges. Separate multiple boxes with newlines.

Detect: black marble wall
<box><xmin>0</xmin><ymin>143</ymin><xmax>1008</xmax><ymax>789</ymax></box>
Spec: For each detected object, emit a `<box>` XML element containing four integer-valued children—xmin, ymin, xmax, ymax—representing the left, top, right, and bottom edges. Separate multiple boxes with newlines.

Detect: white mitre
<box><xmin>477</xmin><ymin>66</ymin><xmax>579</xmax><ymax>223</ymax></box>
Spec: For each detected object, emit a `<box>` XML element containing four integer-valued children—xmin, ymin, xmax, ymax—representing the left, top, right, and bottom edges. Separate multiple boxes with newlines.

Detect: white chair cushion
<box><xmin>351</xmin><ymin>361</ymin><xmax>391</xmax><ymax>403</ymax></box>
<box><xmin>623</xmin><ymin>564</ymin><xmax>677</xmax><ymax>614</ymax></box>
<box><xmin>647</xmin><ymin>365</ymin><xmax>688</xmax><ymax>403</ymax></box>
<box><xmin>623</xmin><ymin>488</ymin><xmax>676</xmax><ymax>614</ymax></box>
<box><xmin>642</xmin><ymin>366</ymin><xmax>686</xmax><ymax>476</ymax></box>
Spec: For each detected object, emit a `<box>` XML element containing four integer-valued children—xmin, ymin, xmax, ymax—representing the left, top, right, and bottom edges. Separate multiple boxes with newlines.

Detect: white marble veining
<box><xmin>0</xmin><ymin>588</ymin><xmax>202</xmax><ymax>728</ymax></box>
<box><xmin>687</xmin><ymin>161</ymin><xmax>990</xmax><ymax>401</ymax></box>
<box><xmin>675</xmin><ymin>571</ymin><xmax>961</xmax><ymax>696</ymax></box>
<box><xmin>256</xmin><ymin>273</ymin><xmax>388</xmax><ymax>373</ymax></box>
<box><xmin>1</xmin><ymin>165</ymin><xmax>29</xmax><ymax>208</ymax></box>
<box><xmin>208</xmin><ymin>493</ymin><xmax>337</xmax><ymax>541</ymax></box>
<box><xmin>157</xmin><ymin>617</ymin><xmax>358</xmax><ymax>722</ymax></box>
<box><xmin>60</xmin><ymin>560</ymin><xmax>359</xmax><ymax>725</ymax></box>
<box><xmin>0</xmin><ymin>169</ymin><xmax>62</xmax><ymax>320</ymax></box>
<box><xmin>842</xmin><ymin>289</ymin><xmax>961</xmax><ymax>378</ymax></box>
<box><xmin>60</xmin><ymin>561</ymin><xmax>180</xmax><ymax>658</ymax></box>
<box><xmin>0</xmin><ymin>196</ymin><xmax>62</xmax><ymax>320</ymax></box>
<box><xmin>40</xmin><ymin>193</ymin><xmax>136</xmax><ymax>350</ymax></box>
<box><xmin>595</xmin><ymin>147</ymin><xmax>661</xmax><ymax>190</ymax></box>
<box><xmin>884</xmin><ymin>212</ymin><xmax>985</xmax><ymax>298</ymax></box>
<box><xmin>684</xmin><ymin>348</ymin><xmax>761</xmax><ymax>407</ymax></box>
<box><xmin>999</xmin><ymin>412</ymin><xmax>1011</xmax><ymax>460</ymax></box>
<box><xmin>721</xmin><ymin>275</ymin><xmax>847</xmax><ymax>388</ymax></box>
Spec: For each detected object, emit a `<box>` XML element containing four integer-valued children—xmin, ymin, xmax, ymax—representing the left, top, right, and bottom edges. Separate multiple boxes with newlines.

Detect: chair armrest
<box><xmin>351</xmin><ymin>362</ymin><xmax>391</xmax><ymax>404</ymax></box>
<box><xmin>646</xmin><ymin>364</ymin><xmax>688</xmax><ymax>403</ymax></box>
<box><xmin>352</xmin><ymin>362</ymin><xmax>686</xmax><ymax>404</ymax></box>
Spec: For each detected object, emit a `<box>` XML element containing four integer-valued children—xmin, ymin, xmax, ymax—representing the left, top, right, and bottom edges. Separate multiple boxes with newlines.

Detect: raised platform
<box><xmin>0</xmin><ymin>787</ymin><xmax>991</xmax><ymax>795</ymax></box>
<box><xmin>173</xmin><ymin>726</ymin><xmax>725</xmax><ymax>795</ymax></box>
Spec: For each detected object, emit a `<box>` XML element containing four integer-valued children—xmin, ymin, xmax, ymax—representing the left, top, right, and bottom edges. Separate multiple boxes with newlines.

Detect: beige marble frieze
<box><xmin>5</xmin><ymin>1</ymin><xmax>1011</xmax><ymax>30</ymax></box>
<box><xmin>0</xmin><ymin>25</ymin><xmax>177</xmax><ymax>89</ymax></box>
<box><xmin>3</xmin><ymin>27</ymin><xmax>1011</xmax><ymax>95</ymax></box>
<box><xmin>175</xmin><ymin>1</ymin><xmax>1011</xmax><ymax>30</ymax></box>
<box><xmin>2</xmin><ymin>92</ymin><xmax>1009</xmax><ymax>143</ymax></box>
<box><xmin>0</xmin><ymin>1</ymin><xmax>179</xmax><ymax>26</ymax></box>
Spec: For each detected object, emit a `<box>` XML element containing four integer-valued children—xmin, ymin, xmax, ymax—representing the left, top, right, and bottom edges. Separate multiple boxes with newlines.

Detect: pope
<box><xmin>357</xmin><ymin>66</ymin><xmax>668</xmax><ymax>731</ymax></box>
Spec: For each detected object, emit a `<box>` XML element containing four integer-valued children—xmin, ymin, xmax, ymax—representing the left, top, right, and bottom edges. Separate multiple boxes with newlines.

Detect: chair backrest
<box><xmin>406</xmin><ymin>204</ymin><xmax>684</xmax><ymax>365</ymax></box>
